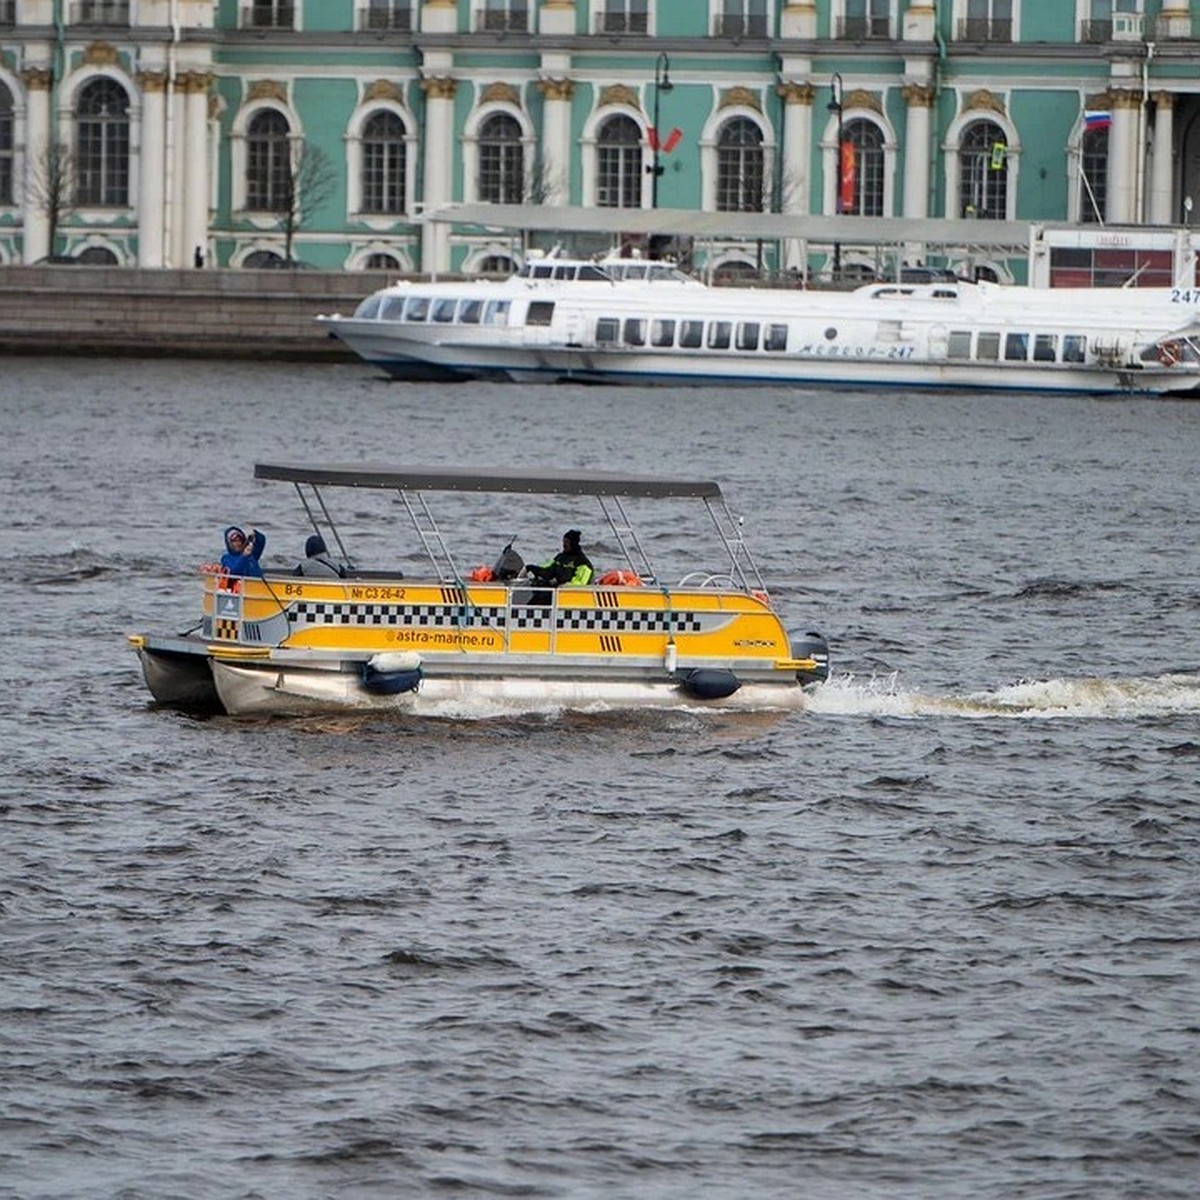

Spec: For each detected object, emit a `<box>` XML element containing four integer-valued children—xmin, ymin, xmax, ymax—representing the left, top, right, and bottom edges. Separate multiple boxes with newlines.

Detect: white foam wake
<box><xmin>805</xmin><ymin>672</ymin><xmax>1200</xmax><ymax>720</ymax></box>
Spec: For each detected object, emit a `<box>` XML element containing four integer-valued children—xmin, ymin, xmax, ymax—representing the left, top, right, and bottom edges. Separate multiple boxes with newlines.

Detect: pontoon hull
<box><xmin>134</xmin><ymin>641</ymin><xmax>222</xmax><ymax>712</ymax></box>
<box><xmin>209</xmin><ymin>656</ymin><xmax>809</xmax><ymax>717</ymax></box>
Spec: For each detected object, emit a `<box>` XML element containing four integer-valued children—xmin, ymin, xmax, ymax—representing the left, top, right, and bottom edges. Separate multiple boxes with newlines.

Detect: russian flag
<box><xmin>1084</xmin><ymin>110</ymin><xmax>1112</xmax><ymax>131</ymax></box>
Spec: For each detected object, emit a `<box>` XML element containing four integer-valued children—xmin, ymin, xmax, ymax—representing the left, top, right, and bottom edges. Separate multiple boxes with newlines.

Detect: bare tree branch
<box><xmin>28</xmin><ymin>144</ymin><xmax>76</xmax><ymax>258</ymax></box>
<box><xmin>277</xmin><ymin>140</ymin><xmax>337</xmax><ymax>264</ymax></box>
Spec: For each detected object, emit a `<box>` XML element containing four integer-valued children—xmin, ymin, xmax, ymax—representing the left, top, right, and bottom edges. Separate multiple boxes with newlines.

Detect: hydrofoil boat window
<box><xmin>405</xmin><ymin>296</ymin><xmax>429</xmax><ymax>321</ymax></box>
<box><xmin>578</xmin><ymin>264</ymin><xmax>608</xmax><ymax>281</ymax></box>
<box><xmin>948</xmin><ymin>330</ymin><xmax>972</xmax><ymax>359</ymax></box>
<box><xmin>431</xmin><ymin>299</ymin><xmax>457</xmax><ymax>322</ymax></box>
<box><xmin>379</xmin><ymin>295</ymin><xmax>405</xmax><ymax>319</ymax></box>
<box><xmin>1033</xmin><ymin>334</ymin><xmax>1057</xmax><ymax>362</ymax></box>
<box><xmin>526</xmin><ymin>301</ymin><xmax>555</xmax><ymax>326</ymax></box>
<box><xmin>737</xmin><ymin>323</ymin><xmax>760</xmax><ymax>351</ymax></box>
<box><xmin>356</xmin><ymin>293</ymin><xmax>385</xmax><ymax>319</ymax></box>
<box><xmin>1004</xmin><ymin>332</ymin><xmax>1029</xmax><ymax>361</ymax></box>
<box><xmin>483</xmin><ymin>300</ymin><xmax>510</xmax><ymax>325</ymax></box>
<box><xmin>708</xmin><ymin>322</ymin><xmax>731</xmax><ymax>350</ymax></box>
<box><xmin>651</xmin><ymin>319</ymin><xmax>675</xmax><ymax>347</ymax></box>
<box><xmin>977</xmin><ymin>331</ymin><xmax>1001</xmax><ymax>360</ymax></box>
<box><xmin>624</xmin><ymin>318</ymin><xmax>646</xmax><ymax>346</ymax></box>
<box><xmin>1063</xmin><ymin>334</ymin><xmax>1086</xmax><ymax>363</ymax></box>
<box><xmin>458</xmin><ymin>299</ymin><xmax>483</xmax><ymax>323</ymax></box>
<box><xmin>679</xmin><ymin>320</ymin><xmax>703</xmax><ymax>348</ymax></box>
<box><xmin>765</xmin><ymin>324</ymin><xmax>788</xmax><ymax>352</ymax></box>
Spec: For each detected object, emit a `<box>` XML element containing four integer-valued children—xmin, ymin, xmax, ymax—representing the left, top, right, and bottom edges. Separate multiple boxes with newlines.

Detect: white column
<box><xmin>1150</xmin><ymin>92</ymin><xmax>1175</xmax><ymax>226</ymax></box>
<box><xmin>902</xmin><ymin>1</ymin><xmax>935</xmax><ymax>40</ymax></box>
<box><xmin>167</xmin><ymin>76</ymin><xmax>189</xmax><ymax>266</ymax></box>
<box><xmin>1159</xmin><ymin>0</ymin><xmax>1191</xmax><ymax>39</ymax></box>
<box><xmin>902</xmin><ymin>83</ymin><xmax>933</xmax><ymax>219</ymax></box>
<box><xmin>21</xmin><ymin>67</ymin><xmax>53</xmax><ymax>263</ymax></box>
<box><xmin>780</xmin><ymin>3</ymin><xmax>816</xmax><ymax>38</ymax></box>
<box><xmin>776</xmin><ymin>83</ymin><xmax>813</xmax><ymax>272</ymax></box>
<box><xmin>537</xmin><ymin>77</ymin><xmax>573</xmax><ymax>205</ymax></box>
<box><xmin>538</xmin><ymin>0</ymin><xmax>574</xmax><ymax>35</ymax></box>
<box><xmin>420</xmin><ymin>76</ymin><xmax>457</xmax><ymax>272</ymax></box>
<box><xmin>777</xmin><ymin>83</ymin><xmax>812</xmax><ymax>217</ymax></box>
<box><xmin>181</xmin><ymin>73</ymin><xmax>211</xmax><ymax>265</ymax></box>
<box><xmin>137</xmin><ymin>71</ymin><xmax>167</xmax><ymax>267</ymax></box>
<box><xmin>1107</xmin><ymin>91</ymin><xmax>1139</xmax><ymax>223</ymax></box>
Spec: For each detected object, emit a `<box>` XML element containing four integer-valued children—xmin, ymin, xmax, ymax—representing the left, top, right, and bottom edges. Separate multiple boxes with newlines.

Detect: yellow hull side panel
<box><xmin>202</xmin><ymin>575</ymin><xmax>791</xmax><ymax>662</ymax></box>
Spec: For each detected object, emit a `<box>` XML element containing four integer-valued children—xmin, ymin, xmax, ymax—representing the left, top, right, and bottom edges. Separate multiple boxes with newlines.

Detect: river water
<box><xmin>3</xmin><ymin>356</ymin><xmax>1198</xmax><ymax>1198</ymax></box>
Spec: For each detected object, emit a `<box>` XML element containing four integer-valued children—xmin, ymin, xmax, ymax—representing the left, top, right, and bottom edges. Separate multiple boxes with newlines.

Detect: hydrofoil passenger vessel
<box><xmin>317</xmin><ymin>254</ymin><xmax>1200</xmax><ymax>396</ymax></box>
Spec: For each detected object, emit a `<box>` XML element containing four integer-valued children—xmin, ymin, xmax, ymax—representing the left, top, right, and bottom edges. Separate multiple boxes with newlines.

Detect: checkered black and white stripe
<box><xmin>558</xmin><ymin>610</ymin><xmax>703</xmax><ymax>633</ymax></box>
<box><xmin>289</xmin><ymin>602</ymin><xmax>507</xmax><ymax>628</ymax></box>
<box><xmin>286</xmin><ymin>601</ymin><xmax>709</xmax><ymax>635</ymax></box>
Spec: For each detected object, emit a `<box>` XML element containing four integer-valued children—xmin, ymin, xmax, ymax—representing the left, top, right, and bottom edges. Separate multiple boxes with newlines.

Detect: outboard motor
<box><xmin>791</xmin><ymin>630</ymin><xmax>830</xmax><ymax>686</ymax></box>
<box><xmin>492</xmin><ymin>540</ymin><xmax>524</xmax><ymax>581</ymax></box>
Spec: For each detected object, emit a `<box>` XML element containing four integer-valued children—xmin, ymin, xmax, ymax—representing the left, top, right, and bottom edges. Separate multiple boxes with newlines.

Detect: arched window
<box><xmin>1079</xmin><ymin>125</ymin><xmax>1108</xmax><ymax>224</ymax></box>
<box><xmin>244</xmin><ymin>249</ymin><xmax>288</xmax><ymax>268</ymax></box>
<box><xmin>596</xmin><ymin>114</ymin><xmax>643</xmax><ymax>209</ymax></box>
<box><xmin>478</xmin><ymin>113</ymin><xmax>523</xmax><ymax>204</ymax></box>
<box><xmin>78</xmin><ymin>245</ymin><xmax>119</xmax><ymax>264</ymax></box>
<box><xmin>247</xmin><ymin>110</ymin><xmax>291</xmax><ymax>211</ymax></box>
<box><xmin>843</xmin><ymin>118</ymin><xmax>884</xmax><ymax>216</ymax></box>
<box><xmin>365</xmin><ymin>251</ymin><xmax>400</xmax><ymax>270</ymax></box>
<box><xmin>0</xmin><ymin>84</ymin><xmax>12</xmax><ymax>206</ymax></box>
<box><xmin>362</xmin><ymin>110</ymin><xmax>406</xmax><ymax>214</ymax></box>
<box><xmin>959</xmin><ymin>119</ymin><xmax>1007</xmax><ymax>219</ymax></box>
<box><xmin>716</xmin><ymin>117</ymin><xmax>765</xmax><ymax>212</ymax></box>
<box><xmin>478</xmin><ymin>254</ymin><xmax>514</xmax><ymax>274</ymax></box>
<box><xmin>76</xmin><ymin>79</ymin><xmax>130</xmax><ymax>206</ymax></box>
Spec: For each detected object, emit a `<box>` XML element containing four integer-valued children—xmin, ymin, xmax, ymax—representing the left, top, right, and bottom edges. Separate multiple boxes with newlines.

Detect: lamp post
<box><xmin>649</xmin><ymin>52</ymin><xmax>673</xmax><ymax>209</ymax></box>
<box><xmin>828</xmin><ymin>72</ymin><xmax>844</xmax><ymax>281</ymax></box>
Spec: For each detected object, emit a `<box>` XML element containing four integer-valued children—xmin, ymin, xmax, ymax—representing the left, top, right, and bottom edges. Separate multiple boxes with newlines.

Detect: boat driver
<box><xmin>296</xmin><ymin>533</ymin><xmax>342</xmax><ymax>578</ymax></box>
<box><xmin>525</xmin><ymin>529</ymin><xmax>594</xmax><ymax>587</ymax></box>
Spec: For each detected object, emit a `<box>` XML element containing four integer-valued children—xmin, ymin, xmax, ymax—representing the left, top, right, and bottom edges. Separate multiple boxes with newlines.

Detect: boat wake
<box><xmin>807</xmin><ymin>671</ymin><xmax>1200</xmax><ymax>720</ymax></box>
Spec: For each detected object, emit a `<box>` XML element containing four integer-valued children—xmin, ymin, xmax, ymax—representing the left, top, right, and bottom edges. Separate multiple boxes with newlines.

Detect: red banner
<box><xmin>839</xmin><ymin>140</ymin><xmax>856</xmax><ymax>213</ymax></box>
<box><xmin>648</xmin><ymin>127</ymin><xmax>683</xmax><ymax>153</ymax></box>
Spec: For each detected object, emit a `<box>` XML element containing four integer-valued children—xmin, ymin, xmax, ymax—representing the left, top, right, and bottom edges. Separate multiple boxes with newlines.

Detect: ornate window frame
<box><xmin>230</xmin><ymin>88</ymin><xmax>298</xmax><ymax>225</ymax></box>
<box><xmin>346</xmin><ymin>94</ymin><xmax>415</xmax><ymax>226</ymax></box>
<box><xmin>589</xmin><ymin>1</ymin><xmax>654</xmax><ymax>37</ymax></box>
<box><xmin>821</xmin><ymin>95</ymin><xmax>896</xmax><ymax>218</ymax></box>
<box><xmin>707</xmin><ymin>0</ymin><xmax>772</xmax><ymax>39</ymax></box>
<box><xmin>461</xmin><ymin>91</ymin><xmax>534</xmax><ymax>205</ymax></box>
<box><xmin>700</xmin><ymin>102</ymin><xmax>775</xmax><ymax>212</ymax></box>
<box><xmin>944</xmin><ymin>97</ymin><xmax>1019</xmax><ymax>221</ymax></box>
<box><xmin>0</xmin><ymin>71</ymin><xmax>18</xmax><ymax>211</ymax></box>
<box><xmin>581</xmin><ymin>94</ymin><xmax>650</xmax><ymax>209</ymax></box>
<box><xmin>60</xmin><ymin>66</ymin><xmax>139</xmax><ymax>219</ymax></box>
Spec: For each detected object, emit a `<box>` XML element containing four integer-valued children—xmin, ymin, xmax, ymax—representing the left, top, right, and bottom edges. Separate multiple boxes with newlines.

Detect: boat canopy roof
<box><xmin>255</xmin><ymin>462</ymin><xmax>723</xmax><ymax>500</ymax></box>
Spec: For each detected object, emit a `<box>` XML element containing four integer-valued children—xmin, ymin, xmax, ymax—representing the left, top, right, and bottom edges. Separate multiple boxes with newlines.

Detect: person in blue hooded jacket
<box><xmin>220</xmin><ymin>525</ymin><xmax>266</xmax><ymax>578</ymax></box>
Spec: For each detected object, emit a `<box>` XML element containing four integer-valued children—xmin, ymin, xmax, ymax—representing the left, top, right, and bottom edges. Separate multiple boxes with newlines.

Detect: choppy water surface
<box><xmin>3</xmin><ymin>357</ymin><xmax>1198</xmax><ymax>1198</ymax></box>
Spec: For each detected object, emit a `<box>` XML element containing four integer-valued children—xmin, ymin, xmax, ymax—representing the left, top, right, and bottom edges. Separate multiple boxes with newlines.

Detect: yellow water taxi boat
<box><xmin>129</xmin><ymin>463</ymin><xmax>829</xmax><ymax>717</ymax></box>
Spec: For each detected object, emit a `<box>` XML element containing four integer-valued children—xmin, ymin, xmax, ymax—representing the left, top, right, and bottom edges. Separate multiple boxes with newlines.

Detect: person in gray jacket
<box><xmin>296</xmin><ymin>533</ymin><xmax>342</xmax><ymax>578</ymax></box>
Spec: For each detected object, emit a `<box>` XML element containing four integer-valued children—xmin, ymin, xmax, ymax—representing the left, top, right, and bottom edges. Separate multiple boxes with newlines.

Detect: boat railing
<box><xmin>676</xmin><ymin>571</ymin><xmax>737</xmax><ymax>590</ymax></box>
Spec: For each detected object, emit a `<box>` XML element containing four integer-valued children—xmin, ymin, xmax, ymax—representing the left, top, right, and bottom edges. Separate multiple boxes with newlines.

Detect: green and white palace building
<box><xmin>3</xmin><ymin>1</ymin><xmax>1200</xmax><ymax>279</ymax></box>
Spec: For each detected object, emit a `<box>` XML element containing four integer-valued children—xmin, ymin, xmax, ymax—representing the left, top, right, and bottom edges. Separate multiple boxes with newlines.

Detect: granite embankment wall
<box><xmin>0</xmin><ymin>266</ymin><xmax>396</xmax><ymax>359</ymax></box>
